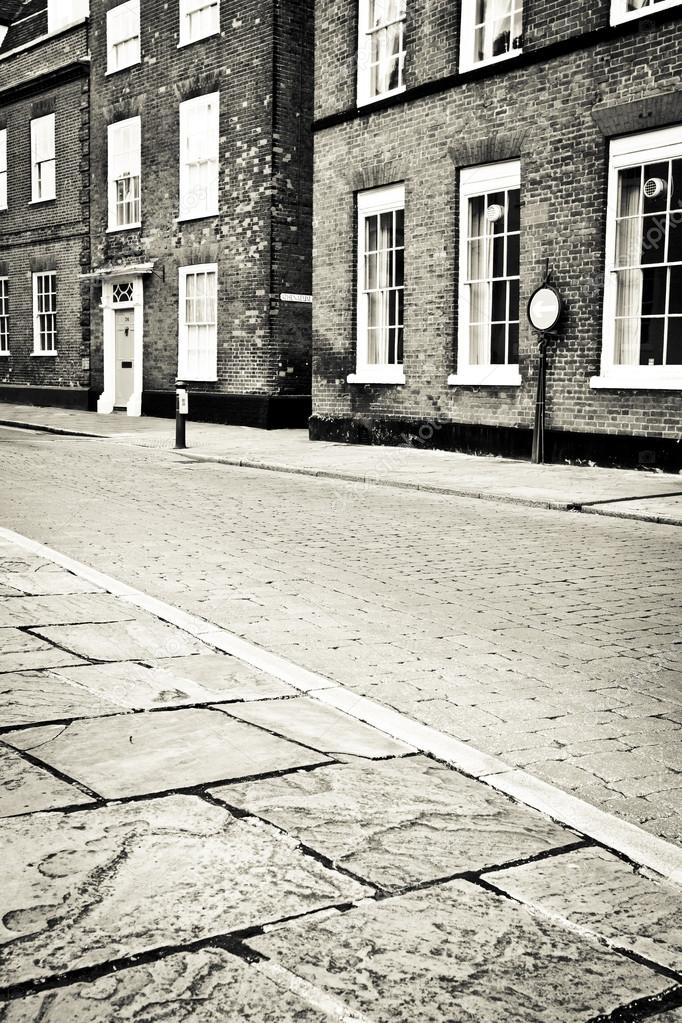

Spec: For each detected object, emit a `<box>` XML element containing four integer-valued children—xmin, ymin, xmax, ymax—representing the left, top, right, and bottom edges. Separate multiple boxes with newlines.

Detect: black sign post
<box><xmin>527</xmin><ymin>278</ymin><xmax>563</xmax><ymax>465</ymax></box>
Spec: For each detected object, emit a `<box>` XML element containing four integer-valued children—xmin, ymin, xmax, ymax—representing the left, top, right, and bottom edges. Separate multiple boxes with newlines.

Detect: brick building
<box><xmin>86</xmin><ymin>0</ymin><xmax>313</xmax><ymax>427</ymax></box>
<box><xmin>311</xmin><ymin>0</ymin><xmax>682</xmax><ymax>468</ymax></box>
<box><xmin>0</xmin><ymin>0</ymin><xmax>91</xmax><ymax>410</ymax></box>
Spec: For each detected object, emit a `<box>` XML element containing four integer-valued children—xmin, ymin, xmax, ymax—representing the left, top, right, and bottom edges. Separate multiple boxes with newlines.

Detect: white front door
<box><xmin>114</xmin><ymin>309</ymin><xmax>135</xmax><ymax>408</ymax></box>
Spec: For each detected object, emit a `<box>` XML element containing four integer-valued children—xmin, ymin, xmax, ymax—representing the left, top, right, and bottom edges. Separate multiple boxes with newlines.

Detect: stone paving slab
<box><xmin>487</xmin><ymin>846</ymin><xmax>682</xmax><ymax>972</ymax></box>
<box><xmin>247</xmin><ymin>879</ymin><xmax>669</xmax><ymax>1023</ymax></box>
<box><xmin>210</xmin><ymin>755</ymin><xmax>579</xmax><ymax>890</ymax></box>
<box><xmin>0</xmin><ymin>593</ymin><xmax>139</xmax><ymax>628</ymax></box>
<box><xmin>2</xmin><ymin>709</ymin><xmax>331</xmax><ymax>798</ymax></box>
<box><xmin>0</xmin><ymin>669</ymin><xmax>122</xmax><ymax>727</ymax></box>
<box><xmin>0</xmin><ymin>629</ymin><xmax>86</xmax><ymax>674</ymax></box>
<box><xmin>29</xmin><ymin>620</ymin><xmax>215</xmax><ymax>662</ymax></box>
<box><xmin>0</xmin><ymin>948</ymin><xmax>328</xmax><ymax>1022</ymax></box>
<box><xmin>0</xmin><ymin>569</ymin><xmax>99</xmax><ymax>596</ymax></box>
<box><xmin>0</xmin><ymin>795</ymin><xmax>370</xmax><ymax>987</ymax></box>
<box><xmin>52</xmin><ymin>656</ymin><xmax>296</xmax><ymax>710</ymax></box>
<box><xmin>219</xmin><ymin>696</ymin><xmax>416</xmax><ymax>758</ymax></box>
<box><xmin>0</xmin><ymin>745</ymin><xmax>93</xmax><ymax>818</ymax></box>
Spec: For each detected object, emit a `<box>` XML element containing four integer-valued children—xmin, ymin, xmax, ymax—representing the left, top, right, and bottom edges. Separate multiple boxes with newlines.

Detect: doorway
<box><xmin>114</xmin><ymin>309</ymin><xmax>135</xmax><ymax>409</ymax></box>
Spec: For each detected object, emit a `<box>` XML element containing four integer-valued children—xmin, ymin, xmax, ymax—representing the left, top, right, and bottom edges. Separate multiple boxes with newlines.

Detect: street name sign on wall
<box><xmin>280</xmin><ymin>293</ymin><xmax>313</xmax><ymax>304</ymax></box>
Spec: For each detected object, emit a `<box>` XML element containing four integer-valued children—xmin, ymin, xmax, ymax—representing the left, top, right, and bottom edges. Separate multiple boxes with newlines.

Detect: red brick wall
<box><xmin>0</xmin><ymin>23</ymin><xmax>90</xmax><ymax>392</ymax></box>
<box><xmin>312</xmin><ymin>5</ymin><xmax>682</xmax><ymax>444</ymax></box>
<box><xmin>89</xmin><ymin>0</ymin><xmax>313</xmax><ymax>399</ymax></box>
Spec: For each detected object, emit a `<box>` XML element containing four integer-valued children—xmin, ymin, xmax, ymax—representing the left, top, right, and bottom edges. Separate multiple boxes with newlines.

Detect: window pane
<box><xmin>641</xmin><ymin>215</ymin><xmax>667</xmax><ymax>264</ymax></box>
<box><xmin>615</xmin><ymin>269</ymin><xmax>642</xmax><ymax>318</ymax></box>
<box><xmin>491</xmin><ymin>279</ymin><xmax>507</xmax><ymax>321</ymax></box>
<box><xmin>490</xmin><ymin>322</ymin><xmax>506</xmax><ymax>363</ymax></box>
<box><xmin>667</xmin><ymin>317</ymin><xmax>682</xmax><ymax>364</ymax></box>
<box><xmin>668</xmin><ymin>211</ymin><xmax>682</xmax><ymax>263</ymax></box>
<box><xmin>469</xmin><ymin>323</ymin><xmax>487</xmax><ymax>365</ymax></box>
<box><xmin>468</xmin><ymin>195</ymin><xmax>485</xmax><ymax>238</ymax></box>
<box><xmin>365</xmin><ymin>215</ymin><xmax>377</xmax><ymax>252</ymax></box>
<box><xmin>669</xmin><ymin>266</ymin><xmax>682</xmax><ymax>314</ymax></box>
<box><xmin>614</xmin><ymin>319</ymin><xmax>640</xmax><ymax>365</ymax></box>
<box><xmin>642</xmin><ymin>161</ymin><xmax>669</xmax><ymax>215</ymax></box>
<box><xmin>506</xmin><ymin>232</ymin><xmax>520</xmax><ymax>276</ymax></box>
<box><xmin>641</xmin><ymin>267</ymin><xmax>667</xmax><ymax>316</ymax></box>
<box><xmin>616</xmin><ymin>214</ymin><xmax>641</xmax><ymax>268</ymax></box>
<box><xmin>507</xmin><ymin>188</ymin><xmax>520</xmax><ymax>233</ymax></box>
<box><xmin>379</xmin><ymin>211</ymin><xmax>393</xmax><ymax>248</ymax></box>
<box><xmin>618</xmin><ymin>166</ymin><xmax>641</xmax><ymax>219</ymax></box>
<box><xmin>508</xmin><ymin>278</ymin><xmax>519</xmax><ymax>321</ymax></box>
<box><xmin>639</xmin><ymin>317</ymin><xmax>664</xmax><ymax>365</ymax></box>
<box><xmin>395</xmin><ymin>208</ymin><xmax>404</xmax><ymax>248</ymax></box>
<box><xmin>365</xmin><ymin>253</ymin><xmax>377</xmax><ymax>291</ymax></box>
<box><xmin>468</xmin><ymin>282</ymin><xmax>487</xmax><ymax>324</ymax></box>
<box><xmin>491</xmin><ymin>234</ymin><xmax>504</xmax><ymax>278</ymax></box>
<box><xmin>367</xmin><ymin>291</ymin><xmax>381</xmax><ymax>329</ymax></box>
<box><xmin>508</xmin><ymin>322</ymin><xmax>519</xmax><ymax>363</ymax></box>
<box><xmin>394</xmin><ymin>247</ymin><xmax>404</xmax><ymax>288</ymax></box>
<box><xmin>488</xmin><ymin>191</ymin><xmax>505</xmax><ymax>234</ymax></box>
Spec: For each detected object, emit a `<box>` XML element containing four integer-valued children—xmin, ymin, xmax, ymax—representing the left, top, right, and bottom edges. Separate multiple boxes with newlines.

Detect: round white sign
<box><xmin>528</xmin><ymin>286</ymin><xmax>562</xmax><ymax>332</ymax></box>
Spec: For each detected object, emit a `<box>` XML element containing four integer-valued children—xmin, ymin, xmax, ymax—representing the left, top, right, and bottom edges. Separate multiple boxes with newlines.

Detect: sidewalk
<box><xmin>1</xmin><ymin>403</ymin><xmax>681</xmax><ymax>525</ymax></box>
<box><xmin>0</xmin><ymin>529</ymin><xmax>681</xmax><ymax>1021</ymax></box>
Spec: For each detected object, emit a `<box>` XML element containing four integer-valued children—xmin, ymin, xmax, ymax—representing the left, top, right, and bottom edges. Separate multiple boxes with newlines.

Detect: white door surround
<box><xmin>114</xmin><ymin>308</ymin><xmax>135</xmax><ymax>408</ymax></box>
<box><xmin>98</xmin><ymin>275</ymin><xmax>145</xmax><ymax>416</ymax></box>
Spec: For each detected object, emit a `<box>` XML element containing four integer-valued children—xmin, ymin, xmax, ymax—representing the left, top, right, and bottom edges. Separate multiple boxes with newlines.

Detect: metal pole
<box><xmin>175</xmin><ymin>378</ymin><xmax>187</xmax><ymax>450</ymax></box>
<box><xmin>531</xmin><ymin>336</ymin><xmax>547</xmax><ymax>464</ymax></box>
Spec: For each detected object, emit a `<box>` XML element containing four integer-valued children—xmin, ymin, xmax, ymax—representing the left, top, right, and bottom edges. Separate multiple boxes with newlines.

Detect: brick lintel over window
<box><xmin>591</xmin><ymin>90</ymin><xmax>682</xmax><ymax>139</ymax></box>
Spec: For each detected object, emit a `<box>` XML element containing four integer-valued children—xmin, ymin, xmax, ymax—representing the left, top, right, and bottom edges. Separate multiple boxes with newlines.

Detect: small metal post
<box><xmin>531</xmin><ymin>336</ymin><xmax>548</xmax><ymax>465</ymax></box>
<box><xmin>175</xmin><ymin>378</ymin><xmax>187</xmax><ymax>450</ymax></box>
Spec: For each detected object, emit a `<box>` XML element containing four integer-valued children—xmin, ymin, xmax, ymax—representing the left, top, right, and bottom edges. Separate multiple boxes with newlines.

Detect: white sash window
<box><xmin>450</xmin><ymin>161</ymin><xmax>521</xmax><ymax>387</ymax></box>
<box><xmin>33</xmin><ymin>272</ymin><xmax>57</xmax><ymax>354</ymax></box>
<box><xmin>350</xmin><ymin>183</ymin><xmax>405</xmax><ymax>384</ymax></box>
<box><xmin>47</xmin><ymin>0</ymin><xmax>89</xmax><ymax>34</ymax></box>
<box><xmin>108</xmin><ymin>117</ymin><xmax>141</xmax><ymax>229</ymax></box>
<box><xmin>31</xmin><ymin>114</ymin><xmax>56</xmax><ymax>203</ymax></box>
<box><xmin>179</xmin><ymin>0</ymin><xmax>219</xmax><ymax>45</ymax></box>
<box><xmin>0</xmin><ymin>278</ymin><xmax>8</xmax><ymax>354</ymax></box>
<box><xmin>593</xmin><ymin>126</ymin><xmax>682</xmax><ymax>390</ymax></box>
<box><xmin>178</xmin><ymin>264</ymin><xmax>218</xmax><ymax>380</ymax></box>
<box><xmin>107</xmin><ymin>1</ymin><xmax>140</xmax><ymax>73</ymax></box>
<box><xmin>0</xmin><ymin>129</ymin><xmax>7</xmax><ymax>211</ymax></box>
<box><xmin>178</xmin><ymin>93</ymin><xmax>219</xmax><ymax>221</ymax></box>
<box><xmin>357</xmin><ymin>0</ymin><xmax>406</xmax><ymax>106</ymax></box>
<box><xmin>611</xmin><ymin>0</ymin><xmax>682</xmax><ymax>24</ymax></box>
<box><xmin>459</xmin><ymin>0</ymin><xmax>523</xmax><ymax>72</ymax></box>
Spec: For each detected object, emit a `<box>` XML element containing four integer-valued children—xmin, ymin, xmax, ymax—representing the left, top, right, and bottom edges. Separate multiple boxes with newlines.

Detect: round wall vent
<box><xmin>486</xmin><ymin>203</ymin><xmax>505</xmax><ymax>223</ymax></box>
<box><xmin>643</xmin><ymin>177</ymin><xmax>668</xmax><ymax>199</ymax></box>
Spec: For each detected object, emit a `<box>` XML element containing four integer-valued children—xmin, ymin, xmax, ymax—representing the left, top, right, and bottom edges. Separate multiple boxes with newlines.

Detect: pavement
<box><xmin>0</xmin><ymin>402</ymin><xmax>681</xmax><ymax>524</ymax></box>
<box><xmin>0</xmin><ymin>529</ymin><xmax>681</xmax><ymax>1022</ymax></box>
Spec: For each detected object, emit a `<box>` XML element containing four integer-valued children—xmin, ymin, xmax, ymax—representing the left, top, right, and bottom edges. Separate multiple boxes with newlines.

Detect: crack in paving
<box><xmin>585</xmin><ymin>983</ymin><xmax>682</xmax><ymax>1022</ymax></box>
<box><xmin>0</xmin><ymin>737</ymin><xmax>102</xmax><ymax>802</ymax></box>
<box><xmin>0</xmin><ymin>902</ymin><xmax>360</xmax><ymax>1004</ymax></box>
<box><xmin>473</xmin><ymin>874</ymin><xmax>682</xmax><ymax>988</ymax></box>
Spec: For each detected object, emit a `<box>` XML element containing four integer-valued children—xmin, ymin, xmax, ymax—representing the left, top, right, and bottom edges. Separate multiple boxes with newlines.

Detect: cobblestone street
<box><xmin>0</xmin><ymin>425</ymin><xmax>680</xmax><ymax>844</ymax></box>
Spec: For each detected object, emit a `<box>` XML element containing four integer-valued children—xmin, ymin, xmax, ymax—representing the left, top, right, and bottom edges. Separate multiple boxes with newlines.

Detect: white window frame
<box><xmin>593</xmin><ymin>125</ymin><xmax>682</xmax><ymax>391</ymax></box>
<box><xmin>349</xmin><ymin>182</ymin><xmax>406</xmax><ymax>385</ymax></box>
<box><xmin>459</xmin><ymin>0</ymin><xmax>523</xmax><ymax>73</ymax></box>
<box><xmin>179</xmin><ymin>0</ymin><xmax>220</xmax><ymax>46</ymax></box>
<box><xmin>47</xmin><ymin>0</ymin><xmax>89</xmax><ymax>35</ymax></box>
<box><xmin>178</xmin><ymin>263</ymin><xmax>218</xmax><ymax>381</ymax></box>
<box><xmin>107</xmin><ymin>116</ymin><xmax>141</xmax><ymax>231</ymax></box>
<box><xmin>357</xmin><ymin>0</ymin><xmax>407</xmax><ymax>107</ymax></box>
<box><xmin>30</xmin><ymin>114</ymin><xmax>56</xmax><ymax>203</ymax></box>
<box><xmin>610</xmin><ymin>0</ymin><xmax>682</xmax><ymax>25</ymax></box>
<box><xmin>32</xmin><ymin>272</ymin><xmax>57</xmax><ymax>355</ymax></box>
<box><xmin>178</xmin><ymin>92</ymin><xmax>220</xmax><ymax>221</ymax></box>
<box><xmin>449</xmin><ymin>160</ymin><xmax>522</xmax><ymax>387</ymax></box>
<box><xmin>0</xmin><ymin>277</ymin><xmax>9</xmax><ymax>355</ymax></box>
<box><xmin>106</xmin><ymin>0</ymin><xmax>141</xmax><ymax>74</ymax></box>
<box><xmin>0</xmin><ymin>128</ymin><xmax>6</xmax><ymax>210</ymax></box>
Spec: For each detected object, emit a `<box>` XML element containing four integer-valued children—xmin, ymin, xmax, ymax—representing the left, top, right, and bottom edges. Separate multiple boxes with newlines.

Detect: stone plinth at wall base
<box><xmin>0</xmin><ymin>385</ymin><xmax>92</xmax><ymax>412</ymax></box>
<box><xmin>308</xmin><ymin>416</ymin><xmax>682</xmax><ymax>472</ymax></box>
<box><xmin>141</xmin><ymin>391</ymin><xmax>312</xmax><ymax>430</ymax></box>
